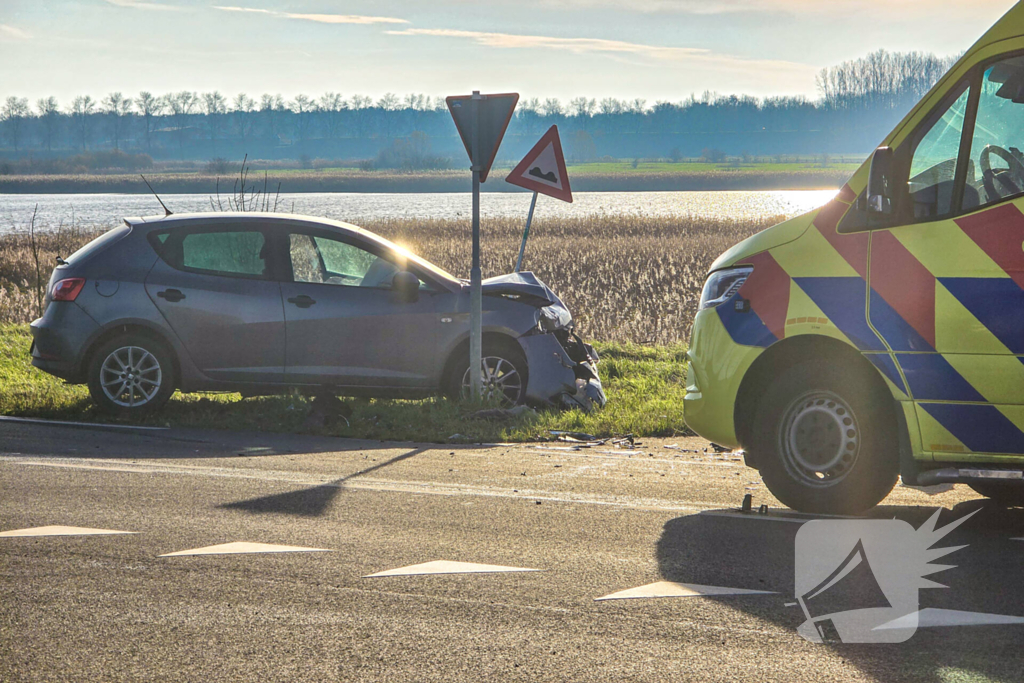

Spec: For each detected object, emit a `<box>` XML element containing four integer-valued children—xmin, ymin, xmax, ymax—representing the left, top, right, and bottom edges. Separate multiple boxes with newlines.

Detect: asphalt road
<box><xmin>2</xmin><ymin>417</ymin><xmax>1024</xmax><ymax>682</ymax></box>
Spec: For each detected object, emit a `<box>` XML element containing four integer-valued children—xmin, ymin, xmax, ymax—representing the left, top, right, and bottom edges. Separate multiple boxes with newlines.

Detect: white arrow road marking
<box><xmin>874</xmin><ymin>608</ymin><xmax>1024</xmax><ymax>630</ymax></box>
<box><xmin>596</xmin><ymin>581</ymin><xmax>776</xmax><ymax>601</ymax></box>
<box><xmin>0</xmin><ymin>525</ymin><xmax>137</xmax><ymax>537</ymax></box>
<box><xmin>364</xmin><ymin>560</ymin><xmax>541</xmax><ymax>578</ymax></box>
<box><xmin>160</xmin><ymin>542</ymin><xmax>332</xmax><ymax>557</ymax></box>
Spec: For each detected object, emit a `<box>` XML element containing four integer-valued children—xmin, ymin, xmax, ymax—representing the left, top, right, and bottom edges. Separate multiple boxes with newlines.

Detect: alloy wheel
<box><xmin>461</xmin><ymin>356</ymin><xmax>523</xmax><ymax>406</ymax></box>
<box><xmin>99</xmin><ymin>346</ymin><xmax>163</xmax><ymax>408</ymax></box>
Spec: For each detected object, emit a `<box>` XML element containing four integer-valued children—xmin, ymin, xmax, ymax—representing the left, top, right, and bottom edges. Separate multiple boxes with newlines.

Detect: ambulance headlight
<box><xmin>699</xmin><ymin>267</ymin><xmax>753</xmax><ymax>311</ymax></box>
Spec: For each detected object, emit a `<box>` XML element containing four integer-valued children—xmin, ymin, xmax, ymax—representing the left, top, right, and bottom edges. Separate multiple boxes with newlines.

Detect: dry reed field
<box><xmin>1</xmin><ymin>214</ymin><xmax>780</xmax><ymax>344</ymax></box>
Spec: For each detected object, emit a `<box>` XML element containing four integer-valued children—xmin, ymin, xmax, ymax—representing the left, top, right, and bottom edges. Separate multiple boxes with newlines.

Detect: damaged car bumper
<box><xmin>520</xmin><ymin>331</ymin><xmax>607</xmax><ymax>412</ymax></box>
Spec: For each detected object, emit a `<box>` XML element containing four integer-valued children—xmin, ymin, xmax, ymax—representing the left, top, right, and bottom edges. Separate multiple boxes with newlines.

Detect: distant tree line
<box><xmin>0</xmin><ymin>49</ymin><xmax>961</xmax><ymax>169</ymax></box>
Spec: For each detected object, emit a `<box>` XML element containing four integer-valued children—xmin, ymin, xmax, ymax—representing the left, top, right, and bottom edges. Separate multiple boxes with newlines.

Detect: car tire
<box><xmin>968</xmin><ymin>482</ymin><xmax>1024</xmax><ymax>507</ymax></box>
<box><xmin>87</xmin><ymin>334</ymin><xmax>176</xmax><ymax>415</ymax></box>
<box><xmin>749</xmin><ymin>360</ymin><xmax>899</xmax><ymax>515</ymax></box>
<box><xmin>443</xmin><ymin>340</ymin><xmax>528</xmax><ymax>406</ymax></box>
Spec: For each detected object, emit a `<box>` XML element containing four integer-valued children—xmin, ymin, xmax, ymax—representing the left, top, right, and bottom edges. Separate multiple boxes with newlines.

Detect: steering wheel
<box><xmin>980</xmin><ymin>144</ymin><xmax>1024</xmax><ymax>198</ymax></box>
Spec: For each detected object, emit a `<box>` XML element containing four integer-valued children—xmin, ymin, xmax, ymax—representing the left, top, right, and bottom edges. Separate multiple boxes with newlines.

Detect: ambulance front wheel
<box><xmin>750</xmin><ymin>360</ymin><xmax>899</xmax><ymax>515</ymax></box>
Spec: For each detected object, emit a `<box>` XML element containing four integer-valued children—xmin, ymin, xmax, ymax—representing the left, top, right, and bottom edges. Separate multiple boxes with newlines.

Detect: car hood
<box><xmin>708</xmin><ymin>210</ymin><xmax>816</xmax><ymax>272</ymax></box>
<box><xmin>481</xmin><ymin>271</ymin><xmax>560</xmax><ymax>307</ymax></box>
<box><xmin>481</xmin><ymin>271</ymin><xmax>573</xmax><ymax>331</ymax></box>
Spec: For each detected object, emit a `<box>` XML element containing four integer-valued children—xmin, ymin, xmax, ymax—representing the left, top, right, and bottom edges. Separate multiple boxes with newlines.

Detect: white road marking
<box><xmin>596</xmin><ymin>581</ymin><xmax>776</xmax><ymax>601</ymax></box>
<box><xmin>1</xmin><ymin>456</ymin><xmax>719</xmax><ymax>513</ymax></box>
<box><xmin>160</xmin><ymin>541</ymin><xmax>332</xmax><ymax>557</ymax></box>
<box><xmin>0</xmin><ymin>525</ymin><xmax>136</xmax><ymax>537</ymax></box>
<box><xmin>365</xmin><ymin>560</ymin><xmax>541</xmax><ymax>578</ymax></box>
<box><xmin>873</xmin><ymin>608</ymin><xmax>1024</xmax><ymax>630</ymax></box>
<box><xmin>529</xmin><ymin>446</ymin><xmax>741</xmax><ymax>467</ymax></box>
<box><xmin>16</xmin><ymin>461</ymin><xmax>156</xmax><ymax>473</ymax></box>
<box><xmin>0</xmin><ymin>415</ymin><xmax>167</xmax><ymax>431</ymax></box>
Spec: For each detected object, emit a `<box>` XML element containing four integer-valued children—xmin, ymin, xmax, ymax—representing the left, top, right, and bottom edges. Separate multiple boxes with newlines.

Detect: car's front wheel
<box><xmin>87</xmin><ymin>334</ymin><xmax>176</xmax><ymax>415</ymax></box>
<box><xmin>749</xmin><ymin>360</ymin><xmax>899</xmax><ymax>515</ymax></box>
<box><xmin>444</xmin><ymin>341</ymin><xmax>527</xmax><ymax>406</ymax></box>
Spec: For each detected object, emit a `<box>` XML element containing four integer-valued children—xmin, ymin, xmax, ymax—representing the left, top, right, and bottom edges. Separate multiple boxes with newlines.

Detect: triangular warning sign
<box><xmin>506</xmin><ymin>125</ymin><xmax>573</xmax><ymax>203</ymax></box>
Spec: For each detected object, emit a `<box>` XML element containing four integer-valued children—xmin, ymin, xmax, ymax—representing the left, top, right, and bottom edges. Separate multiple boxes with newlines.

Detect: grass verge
<box><xmin>0</xmin><ymin>324</ymin><xmax>691</xmax><ymax>443</ymax></box>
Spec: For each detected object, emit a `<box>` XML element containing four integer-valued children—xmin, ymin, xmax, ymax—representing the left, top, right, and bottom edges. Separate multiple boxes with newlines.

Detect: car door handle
<box><xmin>157</xmin><ymin>289</ymin><xmax>185</xmax><ymax>303</ymax></box>
<box><xmin>287</xmin><ymin>295</ymin><xmax>317</xmax><ymax>309</ymax></box>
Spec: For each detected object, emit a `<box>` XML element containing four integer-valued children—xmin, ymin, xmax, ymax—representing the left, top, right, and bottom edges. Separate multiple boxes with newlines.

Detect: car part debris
<box><xmin>663</xmin><ymin>444</ymin><xmax>703</xmax><ymax>454</ymax></box>
<box><xmin>741</xmin><ymin>494</ymin><xmax>753</xmax><ymax>514</ymax></box>
<box><xmin>549</xmin><ymin>430</ymin><xmax>599</xmax><ymax>442</ymax></box>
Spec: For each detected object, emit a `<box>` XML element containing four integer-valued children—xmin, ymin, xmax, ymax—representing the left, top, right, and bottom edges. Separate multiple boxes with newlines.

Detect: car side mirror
<box><xmin>867</xmin><ymin>146</ymin><xmax>894</xmax><ymax>215</ymax></box>
<box><xmin>392</xmin><ymin>270</ymin><xmax>420</xmax><ymax>302</ymax></box>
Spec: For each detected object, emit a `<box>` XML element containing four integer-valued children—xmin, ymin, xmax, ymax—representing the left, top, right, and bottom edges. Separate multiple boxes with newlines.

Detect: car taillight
<box><xmin>51</xmin><ymin>278</ymin><xmax>86</xmax><ymax>302</ymax></box>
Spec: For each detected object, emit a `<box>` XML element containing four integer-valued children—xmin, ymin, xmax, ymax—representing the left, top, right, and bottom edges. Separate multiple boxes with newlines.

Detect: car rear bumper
<box><xmin>30</xmin><ymin>302</ymin><xmax>101</xmax><ymax>382</ymax></box>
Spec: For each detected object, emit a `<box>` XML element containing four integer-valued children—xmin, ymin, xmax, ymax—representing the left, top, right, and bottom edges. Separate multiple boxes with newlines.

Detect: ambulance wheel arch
<box><xmin>735</xmin><ymin>335</ymin><xmax>903</xmax><ymax>514</ymax></box>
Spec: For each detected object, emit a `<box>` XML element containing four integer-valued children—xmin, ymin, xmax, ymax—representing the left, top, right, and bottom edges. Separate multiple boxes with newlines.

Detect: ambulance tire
<box><xmin>751</xmin><ymin>360</ymin><xmax>899</xmax><ymax>515</ymax></box>
<box><xmin>968</xmin><ymin>482</ymin><xmax>1024</xmax><ymax>507</ymax></box>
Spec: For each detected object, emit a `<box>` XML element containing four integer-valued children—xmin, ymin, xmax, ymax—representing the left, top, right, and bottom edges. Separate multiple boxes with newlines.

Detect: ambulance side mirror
<box><xmin>866</xmin><ymin>146</ymin><xmax>894</xmax><ymax>215</ymax></box>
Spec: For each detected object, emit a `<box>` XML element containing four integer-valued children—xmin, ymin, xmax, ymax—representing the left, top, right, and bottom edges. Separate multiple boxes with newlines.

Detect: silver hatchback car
<box><xmin>30</xmin><ymin>213</ymin><xmax>605</xmax><ymax>415</ymax></box>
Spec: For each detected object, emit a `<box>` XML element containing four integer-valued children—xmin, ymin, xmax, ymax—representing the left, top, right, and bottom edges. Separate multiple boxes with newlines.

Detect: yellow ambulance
<box><xmin>685</xmin><ymin>2</ymin><xmax>1024</xmax><ymax>514</ymax></box>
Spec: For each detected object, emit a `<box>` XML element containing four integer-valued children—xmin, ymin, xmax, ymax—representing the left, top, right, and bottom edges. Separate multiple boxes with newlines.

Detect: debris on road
<box><xmin>663</xmin><ymin>444</ymin><xmax>703</xmax><ymax>454</ymax></box>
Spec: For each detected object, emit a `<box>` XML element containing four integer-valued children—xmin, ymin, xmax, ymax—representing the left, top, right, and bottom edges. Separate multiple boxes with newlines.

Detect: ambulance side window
<box><xmin>908</xmin><ymin>86</ymin><xmax>970</xmax><ymax>220</ymax></box>
<box><xmin>962</xmin><ymin>56</ymin><xmax>1024</xmax><ymax>211</ymax></box>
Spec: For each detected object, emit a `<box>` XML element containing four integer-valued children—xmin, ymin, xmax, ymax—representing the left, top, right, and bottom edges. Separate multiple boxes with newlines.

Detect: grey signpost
<box><xmin>446</xmin><ymin>91</ymin><xmax>519</xmax><ymax>401</ymax></box>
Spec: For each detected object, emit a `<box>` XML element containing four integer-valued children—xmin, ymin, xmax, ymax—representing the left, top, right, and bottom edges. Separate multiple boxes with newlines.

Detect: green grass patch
<box><xmin>0</xmin><ymin>324</ymin><xmax>690</xmax><ymax>443</ymax></box>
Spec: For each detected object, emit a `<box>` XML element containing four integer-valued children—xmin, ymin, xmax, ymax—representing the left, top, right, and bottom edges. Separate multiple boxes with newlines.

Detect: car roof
<box><xmin>125</xmin><ymin>212</ymin><xmax>462</xmax><ymax>288</ymax></box>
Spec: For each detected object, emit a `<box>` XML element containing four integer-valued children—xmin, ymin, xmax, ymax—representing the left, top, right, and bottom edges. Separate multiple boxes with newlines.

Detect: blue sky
<box><xmin>0</xmin><ymin>0</ymin><xmax>1017</xmax><ymax>105</ymax></box>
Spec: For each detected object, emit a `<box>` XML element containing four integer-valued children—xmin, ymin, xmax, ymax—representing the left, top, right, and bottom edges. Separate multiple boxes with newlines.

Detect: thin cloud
<box><xmin>214</xmin><ymin>6</ymin><xmax>409</xmax><ymax>25</ymax></box>
<box><xmin>544</xmin><ymin>0</ymin><xmax>1014</xmax><ymax>16</ymax></box>
<box><xmin>0</xmin><ymin>24</ymin><xmax>32</xmax><ymax>41</ymax></box>
<box><xmin>386</xmin><ymin>28</ymin><xmax>811</xmax><ymax>76</ymax></box>
<box><xmin>103</xmin><ymin>0</ymin><xmax>180</xmax><ymax>10</ymax></box>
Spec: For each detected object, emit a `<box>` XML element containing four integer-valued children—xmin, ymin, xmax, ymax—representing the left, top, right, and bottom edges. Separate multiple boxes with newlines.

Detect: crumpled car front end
<box><xmin>482</xmin><ymin>272</ymin><xmax>607</xmax><ymax>412</ymax></box>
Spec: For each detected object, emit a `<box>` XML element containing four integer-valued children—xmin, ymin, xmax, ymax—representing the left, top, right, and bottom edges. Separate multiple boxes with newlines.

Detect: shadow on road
<box><xmin>655</xmin><ymin>500</ymin><xmax>1024</xmax><ymax>682</ymax></box>
<box><xmin>218</xmin><ymin>447</ymin><xmax>429</xmax><ymax>517</ymax></box>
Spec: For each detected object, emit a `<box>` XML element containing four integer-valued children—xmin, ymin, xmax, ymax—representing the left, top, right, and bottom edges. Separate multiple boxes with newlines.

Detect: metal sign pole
<box><xmin>469</xmin><ymin>92</ymin><xmax>483</xmax><ymax>402</ymax></box>
<box><xmin>514</xmin><ymin>191</ymin><xmax>538</xmax><ymax>273</ymax></box>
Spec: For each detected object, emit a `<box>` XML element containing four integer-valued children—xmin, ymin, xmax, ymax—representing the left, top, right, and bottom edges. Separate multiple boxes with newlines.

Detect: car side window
<box><xmin>153</xmin><ymin>229</ymin><xmax>268</xmax><ymax>278</ymax></box>
<box><xmin>289</xmin><ymin>233</ymin><xmax>398</xmax><ymax>288</ymax></box>
<box><xmin>962</xmin><ymin>56</ymin><xmax>1024</xmax><ymax>212</ymax></box>
<box><xmin>907</xmin><ymin>86</ymin><xmax>971</xmax><ymax>221</ymax></box>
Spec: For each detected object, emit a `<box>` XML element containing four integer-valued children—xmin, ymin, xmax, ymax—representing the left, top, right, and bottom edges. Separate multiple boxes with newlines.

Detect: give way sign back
<box><xmin>505</xmin><ymin>125</ymin><xmax>573</xmax><ymax>203</ymax></box>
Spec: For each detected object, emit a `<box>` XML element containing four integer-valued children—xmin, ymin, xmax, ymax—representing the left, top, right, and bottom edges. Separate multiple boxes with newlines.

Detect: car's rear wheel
<box><xmin>87</xmin><ymin>334</ymin><xmax>176</xmax><ymax>415</ymax></box>
<box><xmin>749</xmin><ymin>360</ymin><xmax>899</xmax><ymax>515</ymax></box>
<box><xmin>969</xmin><ymin>482</ymin><xmax>1024</xmax><ymax>507</ymax></box>
<box><xmin>444</xmin><ymin>341</ymin><xmax>527</xmax><ymax>406</ymax></box>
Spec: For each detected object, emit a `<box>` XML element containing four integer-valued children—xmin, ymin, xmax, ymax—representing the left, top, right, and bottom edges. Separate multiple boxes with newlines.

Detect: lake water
<box><xmin>0</xmin><ymin>189</ymin><xmax>838</xmax><ymax>234</ymax></box>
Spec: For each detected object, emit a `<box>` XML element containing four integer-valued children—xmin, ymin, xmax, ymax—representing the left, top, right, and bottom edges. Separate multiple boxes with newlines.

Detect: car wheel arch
<box><xmin>80</xmin><ymin>322</ymin><xmax>181</xmax><ymax>388</ymax></box>
<box><xmin>439</xmin><ymin>332</ymin><xmax>528</xmax><ymax>392</ymax></box>
<box><xmin>734</xmin><ymin>334</ymin><xmax>903</xmax><ymax>460</ymax></box>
